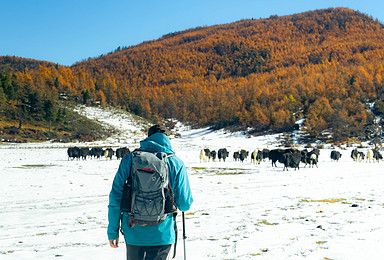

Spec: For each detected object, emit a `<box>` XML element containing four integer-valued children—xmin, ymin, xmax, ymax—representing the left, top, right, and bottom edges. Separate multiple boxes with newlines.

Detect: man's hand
<box><xmin>109</xmin><ymin>239</ymin><xmax>119</xmax><ymax>248</ymax></box>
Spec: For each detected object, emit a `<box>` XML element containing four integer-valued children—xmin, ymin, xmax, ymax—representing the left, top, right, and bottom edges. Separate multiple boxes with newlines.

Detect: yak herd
<box><xmin>200</xmin><ymin>147</ymin><xmax>383</xmax><ymax>171</ymax></box>
<box><xmin>67</xmin><ymin>145</ymin><xmax>383</xmax><ymax>171</ymax></box>
<box><xmin>67</xmin><ymin>147</ymin><xmax>130</xmax><ymax>160</ymax></box>
<box><xmin>350</xmin><ymin>148</ymin><xmax>383</xmax><ymax>162</ymax></box>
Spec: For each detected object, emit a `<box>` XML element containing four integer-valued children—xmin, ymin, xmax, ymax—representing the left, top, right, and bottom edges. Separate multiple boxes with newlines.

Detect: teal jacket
<box><xmin>107</xmin><ymin>133</ymin><xmax>193</xmax><ymax>246</ymax></box>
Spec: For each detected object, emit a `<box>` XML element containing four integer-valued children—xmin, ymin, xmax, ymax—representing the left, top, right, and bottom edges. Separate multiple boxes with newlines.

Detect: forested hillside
<box><xmin>2</xmin><ymin>8</ymin><xmax>384</xmax><ymax>142</ymax></box>
<box><xmin>0</xmin><ymin>60</ymin><xmax>111</xmax><ymax>142</ymax></box>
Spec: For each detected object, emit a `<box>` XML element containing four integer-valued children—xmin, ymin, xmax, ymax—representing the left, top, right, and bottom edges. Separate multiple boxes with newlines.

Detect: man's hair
<box><xmin>148</xmin><ymin>125</ymin><xmax>169</xmax><ymax>137</ymax></box>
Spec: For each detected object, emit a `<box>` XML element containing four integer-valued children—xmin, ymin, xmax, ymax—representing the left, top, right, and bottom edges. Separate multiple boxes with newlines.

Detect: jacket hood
<box><xmin>139</xmin><ymin>132</ymin><xmax>174</xmax><ymax>154</ymax></box>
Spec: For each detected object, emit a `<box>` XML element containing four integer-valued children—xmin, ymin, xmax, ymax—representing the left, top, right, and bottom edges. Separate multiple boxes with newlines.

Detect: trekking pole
<box><xmin>182</xmin><ymin>211</ymin><xmax>187</xmax><ymax>260</ymax></box>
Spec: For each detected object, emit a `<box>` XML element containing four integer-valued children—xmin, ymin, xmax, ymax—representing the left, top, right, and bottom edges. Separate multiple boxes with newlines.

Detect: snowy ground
<box><xmin>1</xmin><ymin>105</ymin><xmax>384</xmax><ymax>260</ymax></box>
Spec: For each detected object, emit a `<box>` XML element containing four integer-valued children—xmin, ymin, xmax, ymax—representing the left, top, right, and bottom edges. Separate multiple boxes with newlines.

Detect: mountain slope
<box><xmin>72</xmin><ymin>8</ymin><xmax>384</xmax><ymax>80</ymax></box>
<box><xmin>69</xmin><ymin>8</ymin><xmax>384</xmax><ymax>139</ymax></box>
<box><xmin>2</xmin><ymin>8</ymin><xmax>384</xmax><ymax>142</ymax></box>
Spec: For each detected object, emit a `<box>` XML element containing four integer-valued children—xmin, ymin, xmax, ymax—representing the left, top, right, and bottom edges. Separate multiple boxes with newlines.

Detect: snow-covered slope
<box><xmin>1</xmin><ymin>106</ymin><xmax>383</xmax><ymax>259</ymax></box>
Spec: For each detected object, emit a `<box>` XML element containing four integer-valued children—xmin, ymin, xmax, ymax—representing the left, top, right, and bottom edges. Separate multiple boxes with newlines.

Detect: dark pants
<box><xmin>126</xmin><ymin>244</ymin><xmax>172</xmax><ymax>260</ymax></box>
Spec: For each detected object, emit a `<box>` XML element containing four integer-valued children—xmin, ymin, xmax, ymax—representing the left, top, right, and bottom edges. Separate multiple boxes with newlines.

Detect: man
<box><xmin>108</xmin><ymin>125</ymin><xmax>193</xmax><ymax>259</ymax></box>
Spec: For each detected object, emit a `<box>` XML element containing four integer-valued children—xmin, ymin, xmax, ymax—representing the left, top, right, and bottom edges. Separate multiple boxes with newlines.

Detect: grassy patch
<box><xmin>300</xmin><ymin>198</ymin><xmax>347</xmax><ymax>203</ymax></box>
<box><xmin>240</xmin><ymin>203</ymin><xmax>254</xmax><ymax>207</ymax></box>
<box><xmin>17</xmin><ymin>164</ymin><xmax>57</xmax><ymax>169</ymax></box>
<box><xmin>216</xmin><ymin>171</ymin><xmax>250</xmax><ymax>175</ymax></box>
<box><xmin>257</xmin><ymin>220</ymin><xmax>278</xmax><ymax>226</ymax></box>
<box><xmin>191</xmin><ymin>167</ymin><xmax>206</xmax><ymax>171</ymax></box>
<box><xmin>250</xmin><ymin>249</ymin><xmax>268</xmax><ymax>256</ymax></box>
<box><xmin>1</xmin><ymin>251</ymin><xmax>14</xmax><ymax>254</ymax></box>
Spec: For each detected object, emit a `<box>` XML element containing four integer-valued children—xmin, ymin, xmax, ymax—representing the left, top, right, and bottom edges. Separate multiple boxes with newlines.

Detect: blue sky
<box><xmin>1</xmin><ymin>0</ymin><xmax>384</xmax><ymax>66</ymax></box>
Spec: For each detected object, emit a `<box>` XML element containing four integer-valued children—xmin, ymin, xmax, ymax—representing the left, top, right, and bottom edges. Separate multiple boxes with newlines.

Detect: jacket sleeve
<box><xmin>107</xmin><ymin>155</ymin><xmax>131</xmax><ymax>240</ymax></box>
<box><xmin>169</xmin><ymin>157</ymin><xmax>193</xmax><ymax>212</ymax></box>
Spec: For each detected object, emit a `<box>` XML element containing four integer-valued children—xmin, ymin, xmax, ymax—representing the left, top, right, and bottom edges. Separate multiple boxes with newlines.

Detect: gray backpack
<box><xmin>120</xmin><ymin>150</ymin><xmax>176</xmax><ymax>226</ymax></box>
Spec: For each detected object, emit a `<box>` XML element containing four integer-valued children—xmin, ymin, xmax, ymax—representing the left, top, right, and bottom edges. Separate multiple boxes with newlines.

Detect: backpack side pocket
<box><xmin>120</xmin><ymin>176</ymin><xmax>132</xmax><ymax>212</ymax></box>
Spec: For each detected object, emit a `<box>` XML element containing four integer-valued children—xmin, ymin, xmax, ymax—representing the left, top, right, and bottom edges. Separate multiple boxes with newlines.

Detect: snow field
<box><xmin>1</xmin><ymin>105</ymin><xmax>383</xmax><ymax>259</ymax></box>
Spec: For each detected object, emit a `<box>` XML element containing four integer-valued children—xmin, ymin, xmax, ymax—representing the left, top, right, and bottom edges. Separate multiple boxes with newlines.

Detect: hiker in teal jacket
<box><xmin>108</xmin><ymin>125</ymin><xmax>193</xmax><ymax>259</ymax></box>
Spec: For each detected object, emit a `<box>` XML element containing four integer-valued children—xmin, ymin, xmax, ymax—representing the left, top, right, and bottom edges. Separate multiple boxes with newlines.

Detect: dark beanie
<box><xmin>148</xmin><ymin>124</ymin><xmax>169</xmax><ymax>137</ymax></box>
